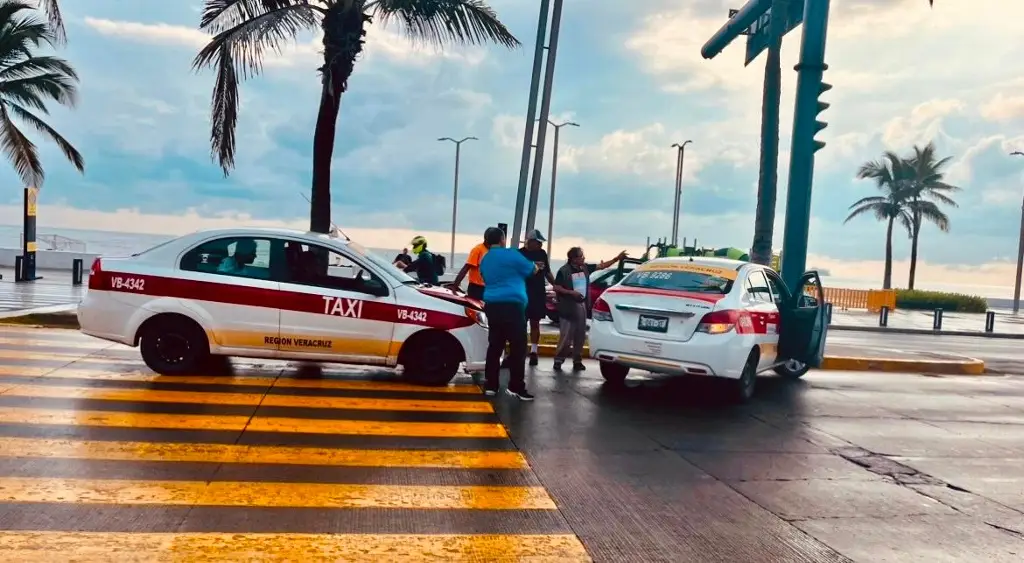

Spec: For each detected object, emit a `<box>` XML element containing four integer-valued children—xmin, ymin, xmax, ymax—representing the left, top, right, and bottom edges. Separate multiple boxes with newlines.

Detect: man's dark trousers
<box><xmin>484</xmin><ymin>302</ymin><xmax>527</xmax><ymax>392</ymax></box>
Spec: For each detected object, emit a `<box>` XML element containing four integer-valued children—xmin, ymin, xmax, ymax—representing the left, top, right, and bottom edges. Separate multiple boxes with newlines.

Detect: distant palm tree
<box><xmin>192</xmin><ymin>0</ymin><xmax>520</xmax><ymax>233</ymax></box>
<box><xmin>903</xmin><ymin>142</ymin><xmax>959</xmax><ymax>289</ymax></box>
<box><xmin>0</xmin><ymin>1</ymin><xmax>84</xmax><ymax>188</ymax></box>
<box><xmin>846</xmin><ymin>152</ymin><xmax>914</xmax><ymax>289</ymax></box>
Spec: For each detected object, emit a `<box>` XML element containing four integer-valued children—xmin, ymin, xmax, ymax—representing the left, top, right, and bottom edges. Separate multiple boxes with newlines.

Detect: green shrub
<box><xmin>895</xmin><ymin>289</ymin><xmax>988</xmax><ymax>313</ymax></box>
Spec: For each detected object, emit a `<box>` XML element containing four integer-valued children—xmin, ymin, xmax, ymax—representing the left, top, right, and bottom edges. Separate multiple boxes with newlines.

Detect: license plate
<box><xmin>638</xmin><ymin>314</ymin><xmax>669</xmax><ymax>333</ymax></box>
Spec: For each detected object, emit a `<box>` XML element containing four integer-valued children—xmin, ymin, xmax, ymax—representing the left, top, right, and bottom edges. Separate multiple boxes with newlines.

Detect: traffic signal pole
<box><xmin>780</xmin><ymin>0</ymin><xmax>831</xmax><ymax>290</ymax></box>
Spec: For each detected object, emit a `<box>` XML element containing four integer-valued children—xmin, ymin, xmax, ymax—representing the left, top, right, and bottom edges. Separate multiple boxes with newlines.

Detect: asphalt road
<box><xmin>2</xmin><ymin>326</ymin><xmax>1024</xmax><ymax>561</ymax></box>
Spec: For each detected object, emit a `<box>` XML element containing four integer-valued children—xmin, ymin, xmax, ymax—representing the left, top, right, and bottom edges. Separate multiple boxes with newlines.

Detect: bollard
<box><xmin>72</xmin><ymin>258</ymin><xmax>84</xmax><ymax>286</ymax></box>
<box><xmin>13</xmin><ymin>255</ymin><xmax>23</xmax><ymax>282</ymax></box>
<box><xmin>933</xmin><ymin>308</ymin><xmax>943</xmax><ymax>331</ymax></box>
<box><xmin>985</xmin><ymin>311</ymin><xmax>995</xmax><ymax>333</ymax></box>
<box><xmin>878</xmin><ymin>305</ymin><xmax>889</xmax><ymax>327</ymax></box>
<box><xmin>824</xmin><ymin>302</ymin><xmax>833</xmax><ymax>325</ymax></box>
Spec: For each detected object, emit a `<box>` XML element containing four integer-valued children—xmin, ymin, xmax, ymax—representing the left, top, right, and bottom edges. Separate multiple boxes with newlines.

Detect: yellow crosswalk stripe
<box><xmin>0</xmin><ymin>532</ymin><xmax>591</xmax><ymax>561</ymax></box>
<box><xmin>0</xmin><ymin>349</ymin><xmax>134</xmax><ymax>364</ymax></box>
<box><xmin>0</xmin><ymin>477</ymin><xmax>556</xmax><ymax>510</ymax></box>
<box><xmin>0</xmin><ymin>437</ymin><xmax>528</xmax><ymax>469</ymax></box>
<box><xmin>0</xmin><ymin>365</ymin><xmax>482</xmax><ymax>393</ymax></box>
<box><xmin>0</xmin><ymin>337</ymin><xmax>111</xmax><ymax>349</ymax></box>
<box><xmin>0</xmin><ymin>384</ymin><xmax>494</xmax><ymax>413</ymax></box>
<box><xmin>0</xmin><ymin>406</ymin><xmax>507</xmax><ymax>438</ymax></box>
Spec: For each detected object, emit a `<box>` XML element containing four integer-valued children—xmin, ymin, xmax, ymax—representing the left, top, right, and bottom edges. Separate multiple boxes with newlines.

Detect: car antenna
<box><xmin>299</xmin><ymin>192</ymin><xmax>349</xmax><ymax>241</ymax></box>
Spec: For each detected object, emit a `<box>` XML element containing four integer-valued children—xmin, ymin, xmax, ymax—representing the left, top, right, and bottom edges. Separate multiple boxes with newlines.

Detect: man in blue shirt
<box><xmin>479</xmin><ymin>227</ymin><xmax>538</xmax><ymax>400</ymax></box>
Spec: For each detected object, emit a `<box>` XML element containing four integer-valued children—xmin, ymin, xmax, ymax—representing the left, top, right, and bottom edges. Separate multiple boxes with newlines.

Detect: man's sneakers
<box><xmin>483</xmin><ymin>388</ymin><xmax>498</xmax><ymax>397</ymax></box>
<box><xmin>529</xmin><ymin>352</ymin><xmax>539</xmax><ymax>366</ymax></box>
<box><xmin>505</xmin><ymin>388</ymin><xmax>535</xmax><ymax>401</ymax></box>
<box><xmin>553</xmin><ymin>360</ymin><xmax>586</xmax><ymax>372</ymax></box>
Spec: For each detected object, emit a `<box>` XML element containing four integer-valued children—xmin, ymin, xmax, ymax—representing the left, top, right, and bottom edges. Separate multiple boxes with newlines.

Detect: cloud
<box><xmin>981</xmin><ymin>93</ymin><xmax>1024</xmax><ymax>122</ymax></box>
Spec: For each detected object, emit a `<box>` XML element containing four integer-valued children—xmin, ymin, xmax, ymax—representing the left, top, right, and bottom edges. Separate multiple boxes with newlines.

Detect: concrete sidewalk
<box><xmin>0</xmin><ymin>268</ymin><xmax>84</xmax><ymax>316</ymax></box>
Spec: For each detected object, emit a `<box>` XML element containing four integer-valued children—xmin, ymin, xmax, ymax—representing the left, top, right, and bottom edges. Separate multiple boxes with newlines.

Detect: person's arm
<box><xmin>449</xmin><ymin>263</ymin><xmax>472</xmax><ymax>288</ymax></box>
<box><xmin>516</xmin><ymin>252</ymin><xmax>539</xmax><ymax>279</ymax></box>
<box><xmin>594</xmin><ymin>250</ymin><xmax>628</xmax><ymax>271</ymax></box>
<box><xmin>403</xmin><ymin>256</ymin><xmax>420</xmax><ymax>274</ymax></box>
<box><xmin>543</xmin><ymin>255</ymin><xmax>556</xmax><ymax>285</ymax></box>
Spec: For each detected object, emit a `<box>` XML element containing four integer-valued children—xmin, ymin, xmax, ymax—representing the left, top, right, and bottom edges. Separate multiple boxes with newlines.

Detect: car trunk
<box><xmin>605</xmin><ymin>289</ymin><xmax>724</xmax><ymax>342</ymax></box>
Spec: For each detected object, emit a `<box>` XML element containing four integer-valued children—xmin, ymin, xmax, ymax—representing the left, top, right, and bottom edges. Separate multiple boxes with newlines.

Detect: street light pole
<box><xmin>670</xmin><ymin>141</ymin><xmax>692</xmax><ymax>246</ymax></box>
<box><xmin>439</xmin><ymin>136</ymin><xmax>478</xmax><ymax>265</ymax></box>
<box><xmin>546</xmin><ymin>120</ymin><xmax>578</xmax><ymax>255</ymax></box>
<box><xmin>1011</xmin><ymin>151</ymin><xmax>1024</xmax><ymax>313</ymax></box>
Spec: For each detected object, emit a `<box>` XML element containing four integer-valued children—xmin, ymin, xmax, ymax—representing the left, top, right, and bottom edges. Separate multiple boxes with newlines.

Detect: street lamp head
<box><xmin>438</xmin><ymin>137</ymin><xmax>454</xmax><ymax>142</ymax></box>
<box><xmin>566</xmin><ymin>122</ymin><xmax>579</xmax><ymax>127</ymax></box>
<box><xmin>462</xmin><ymin>136</ymin><xmax>479</xmax><ymax>142</ymax></box>
<box><xmin>1012</xmin><ymin>151</ymin><xmax>1024</xmax><ymax>156</ymax></box>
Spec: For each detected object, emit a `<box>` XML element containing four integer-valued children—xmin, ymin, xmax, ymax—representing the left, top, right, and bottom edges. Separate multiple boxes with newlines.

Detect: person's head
<box><xmin>402</xmin><ymin>247</ymin><xmax>408</xmax><ymax>254</ymax></box>
<box><xmin>483</xmin><ymin>227</ymin><xmax>505</xmax><ymax>248</ymax></box>
<box><xmin>410</xmin><ymin>236</ymin><xmax>427</xmax><ymax>254</ymax></box>
<box><xmin>567</xmin><ymin>246</ymin><xmax>585</xmax><ymax>267</ymax></box>
<box><xmin>234</xmin><ymin>239</ymin><xmax>257</xmax><ymax>264</ymax></box>
<box><xmin>524</xmin><ymin>229</ymin><xmax>546</xmax><ymax>251</ymax></box>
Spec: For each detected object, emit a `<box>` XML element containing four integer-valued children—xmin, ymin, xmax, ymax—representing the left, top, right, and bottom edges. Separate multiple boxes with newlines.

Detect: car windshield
<box><xmin>622</xmin><ymin>264</ymin><xmax>735</xmax><ymax>294</ymax></box>
<box><xmin>346</xmin><ymin>240</ymin><xmax>416</xmax><ymax>283</ymax></box>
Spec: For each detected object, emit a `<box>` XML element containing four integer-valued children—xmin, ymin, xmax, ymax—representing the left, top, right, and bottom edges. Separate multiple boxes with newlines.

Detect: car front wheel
<box><xmin>139</xmin><ymin>316</ymin><xmax>210</xmax><ymax>375</ymax></box>
<box><xmin>402</xmin><ymin>333</ymin><xmax>460</xmax><ymax>386</ymax></box>
<box><xmin>773</xmin><ymin>359</ymin><xmax>810</xmax><ymax>379</ymax></box>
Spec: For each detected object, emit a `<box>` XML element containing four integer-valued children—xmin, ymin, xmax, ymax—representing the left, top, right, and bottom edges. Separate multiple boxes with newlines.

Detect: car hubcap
<box><xmin>785</xmin><ymin>359</ymin><xmax>805</xmax><ymax>372</ymax></box>
<box><xmin>156</xmin><ymin>333</ymin><xmax>190</xmax><ymax>365</ymax></box>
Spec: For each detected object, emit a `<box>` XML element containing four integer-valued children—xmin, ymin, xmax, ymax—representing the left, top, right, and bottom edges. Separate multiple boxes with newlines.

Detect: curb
<box><xmin>533</xmin><ymin>336</ymin><xmax>985</xmax><ymax>375</ymax></box>
<box><xmin>830</xmin><ymin>324</ymin><xmax>1024</xmax><ymax>340</ymax></box>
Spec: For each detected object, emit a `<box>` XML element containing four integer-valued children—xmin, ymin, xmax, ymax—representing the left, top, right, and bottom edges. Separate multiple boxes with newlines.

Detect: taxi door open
<box><xmin>276</xmin><ymin>241</ymin><xmax>397</xmax><ymax>365</ymax></box>
<box><xmin>777</xmin><ymin>271</ymin><xmax>828</xmax><ymax>368</ymax></box>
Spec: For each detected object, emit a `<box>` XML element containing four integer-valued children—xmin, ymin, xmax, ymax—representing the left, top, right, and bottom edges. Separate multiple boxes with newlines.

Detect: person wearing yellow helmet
<box><xmin>403</xmin><ymin>235</ymin><xmax>439</xmax><ymax>285</ymax></box>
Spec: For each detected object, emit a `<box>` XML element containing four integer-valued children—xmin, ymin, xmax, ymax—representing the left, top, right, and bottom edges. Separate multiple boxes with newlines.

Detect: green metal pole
<box><xmin>750</xmin><ymin>0</ymin><xmax>787</xmax><ymax>266</ymax></box>
<box><xmin>780</xmin><ymin>0</ymin><xmax>830</xmax><ymax>289</ymax></box>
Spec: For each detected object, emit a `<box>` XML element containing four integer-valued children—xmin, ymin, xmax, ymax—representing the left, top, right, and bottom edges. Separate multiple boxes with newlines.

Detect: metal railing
<box><xmin>19</xmin><ymin>233</ymin><xmax>87</xmax><ymax>253</ymax></box>
<box><xmin>824</xmin><ymin>287</ymin><xmax>896</xmax><ymax>312</ymax></box>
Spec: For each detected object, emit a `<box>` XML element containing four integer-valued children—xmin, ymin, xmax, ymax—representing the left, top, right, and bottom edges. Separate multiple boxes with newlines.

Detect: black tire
<box><xmin>773</xmin><ymin>360</ymin><xmax>810</xmax><ymax>379</ymax></box>
<box><xmin>139</xmin><ymin>316</ymin><xmax>210</xmax><ymax>375</ymax></box>
<box><xmin>600</xmin><ymin>361</ymin><xmax>629</xmax><ymax>384</ymax></box>
<box><xmin>730</xmin><ymin>349</ymin><xmax>759</xmax><ymax>404</ymax></box>
<box><xmin>401</xmin><ymin>333</ymin><xmax>460</xmax><ymax>386</ymax></box>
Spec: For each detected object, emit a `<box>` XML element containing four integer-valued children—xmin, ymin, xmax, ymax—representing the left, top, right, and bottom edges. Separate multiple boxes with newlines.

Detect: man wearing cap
<box><xmin>519</xmin><ymin>229</ymin><xmax>557</xmax><ymax>366</ymax></box>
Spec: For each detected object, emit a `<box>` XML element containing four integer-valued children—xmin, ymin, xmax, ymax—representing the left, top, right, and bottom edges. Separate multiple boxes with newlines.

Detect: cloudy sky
<box><xmin>1</xmin><ymin>0</ymin><xmax>1021</xmax><ymax>293</ymax></box>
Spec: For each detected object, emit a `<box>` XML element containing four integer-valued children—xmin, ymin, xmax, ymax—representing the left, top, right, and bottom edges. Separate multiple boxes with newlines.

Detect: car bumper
<box><xmin>77</xmin><ymin>292</ymin><xmax>135</xmax><ymax>346</ymax></box>
<box><xmin>588</xmin><ymin>320</ymin><xmax>754</xmax><ymax>380</ymax></box>
<box><xmin>456</xmin><ymin>323</ymin><xmax>488</xmax><ymax>373</ymax></box>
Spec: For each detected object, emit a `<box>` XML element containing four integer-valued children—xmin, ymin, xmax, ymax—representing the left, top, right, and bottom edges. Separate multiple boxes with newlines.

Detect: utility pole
<box><xmin>671</xmin><ymin>141</ymin><xmax>692</xmax><ymax>246</ymax></box>
<box><xmin>546</xmin><ymin>120</ymin><xmax>578</xmax><ymax>255</ymax></box>
<box><xmin>523</xmin><ymin>0</ymin><xmax>566</xmax><ymax>238</ymax></box>
<box><xmin>438</xmin><ymin>136</ymin><xmax>478</xmax><ymax>265</ymax></box>
<box><xmin>1011</xmin><ymin>151</ymin><xmax>1024</xmax><ymax>313</ymax></box>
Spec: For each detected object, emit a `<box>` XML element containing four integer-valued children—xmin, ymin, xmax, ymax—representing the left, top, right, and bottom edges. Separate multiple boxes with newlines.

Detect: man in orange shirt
<box><xmin>449</xmin><ymin>227</ymin><xmax>501</xmax><ymax>300</ymax></box>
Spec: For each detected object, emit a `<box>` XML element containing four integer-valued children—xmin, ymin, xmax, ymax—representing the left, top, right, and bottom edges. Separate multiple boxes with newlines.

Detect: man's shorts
<box><xmin>526</xmin><ymin>292</ymin><xmax>548</xmax><ymax>321</ymax></box>
<box><xmin>467</xmin><ymin>283</ymin><xmax>485</xmax><ymax>300</ymax></box>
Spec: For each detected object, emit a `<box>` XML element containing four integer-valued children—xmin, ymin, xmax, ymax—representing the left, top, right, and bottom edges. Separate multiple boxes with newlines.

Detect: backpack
<box><xmin>434</xmin><ymin>253</ymin><xmax>446</xmax><ymax>276</ymax></box>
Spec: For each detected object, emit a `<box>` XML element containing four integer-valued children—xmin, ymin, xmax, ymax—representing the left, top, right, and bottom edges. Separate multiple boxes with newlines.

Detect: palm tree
<box><xmin>34</xmin><ymin>0</ymin><xmax>63</xmax><ymax>41</ymax></box>
<box><xmin>0</xmin><ymin>1</ymin><xmax>84</xmax><ymax>188</ymax></box>
<box><xmin>846</xmin><ymin>152</ymin><xmax>913</xmax><ymax>289</ymax></box>
<box><xmin>192</xmin><ymin>0</ymin><xmax>520</xmax><ymax>234</ymax></box>
<box><xmin>903</xmin><ymin>142</ymin><xmax>959</xmax><ymax>289</ymax></box>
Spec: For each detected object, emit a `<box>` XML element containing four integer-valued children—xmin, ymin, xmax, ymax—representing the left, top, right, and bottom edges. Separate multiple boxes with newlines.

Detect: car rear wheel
<box><xmin>773</xmin><ymin>359</ymin><xmax>809</xmax><ymax>379</ymax></box>
<box><xmin>730</xmin><ymin>349</ymin><xmax>759</xmax><ymax>404</ymax></box>
<box><xmin>139</xmin><ymin>316</ymin><xmax>210</xmax><ymax>375</ymax></box>
<box><xmin>402</xmin><ymin>333</ymin><xmax>460</xmax><ymax>386</ymax></box>
<box><xmin>599</xmin><ymin>361</ymin><xmax>629</xmax><ymax>384</ymax></box>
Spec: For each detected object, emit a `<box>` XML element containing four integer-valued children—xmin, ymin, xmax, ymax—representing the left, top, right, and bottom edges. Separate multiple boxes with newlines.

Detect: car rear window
<box><xmin>621</xmin><ymin>263</ymin><xmax>736</xmax><ymax>294</ymax></box>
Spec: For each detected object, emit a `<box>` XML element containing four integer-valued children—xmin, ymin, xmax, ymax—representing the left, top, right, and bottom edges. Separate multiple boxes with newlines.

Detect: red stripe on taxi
<box><xmin>604</xmin><ymin>286</ymin><xmax>726</xmax><ymax>303</ymax></box>
<box><xmin>92</xmin><ymin>272</ymin><xmax>474</xmax><ymax>330</ymax></box>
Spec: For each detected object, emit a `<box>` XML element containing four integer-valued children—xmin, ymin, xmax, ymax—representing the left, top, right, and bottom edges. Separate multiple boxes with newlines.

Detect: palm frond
<box><xmin>200</xmin><ymin>0</ymin><xmax>315</xmax><ymax>33</ymax></box>
<box><xmin>910</xmin><ymin>200</ymin><xmax>950</xmax><ymax>232</ymax></box>
<box><xmin>0</xmin><ymin>54</ymin><xmax>75</xmax><ymax>81</ymax></box>
<box><xmin>36</xmin><ymin>0</ymin><xmax>64</xmax><ymax>43</ymax></box>
<box><xmin>848</xmin><ymin>195</ymin><xmax>886</xmax><ymax>209</ymax></box>
<box><xmin>845</xmin><ymin>201</ymin><xmax>887</xmax><ymax>224</ymax></box>
<box><xmin>0</xmin><ymin>106</ymin><xmax>41</xmax><ymax>186</ymax></box>
<box><xmin>209</xmin><ymin>47</ymin><xmax>239</xmax><ymax>175</ymax></box>
<box><xmin>368</xmin><ymin>0</ymin><xmax>520</xmax><ymax>49</ymax></box>
<box><xmin>6</xmin><ymin>101</ymin><xmax>82</xmax><ymax>171</ymax></box>
<box><xmin>0</xmin><ymin>72</ymin><xmax>77</xmax><ymax>108</ymax></box>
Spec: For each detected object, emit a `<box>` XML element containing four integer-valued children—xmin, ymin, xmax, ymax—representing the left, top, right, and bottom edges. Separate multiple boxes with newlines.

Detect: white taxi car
<box><xmin>77</xmin><ymin>228</ymin><xmax>488</xmax><ymax>386</ymax></box>
<box><xmin>588</xmin><ymin>257</ymin><xmax>827</xmax><ymax>402</ymax></box>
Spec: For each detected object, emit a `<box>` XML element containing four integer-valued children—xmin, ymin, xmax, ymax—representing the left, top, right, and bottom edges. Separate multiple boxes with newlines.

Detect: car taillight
<box><xmin>465</xmin><ymin>307</ymin><xmax>488</xmax><ymax>328</ymax></box>
<box><xmin>592</xmin><ymin>297</ymin><xmax>612</xmax><ymax>321</ymax></box>
<box><xmin>696</xmin><ymin>309</ymin><xmax>754</xmax><ymax>335</ymax></box>
<box><xmin>87</xmin><ymin>258</ymin><xmax>102</xmax><ymax>289</ymax></box>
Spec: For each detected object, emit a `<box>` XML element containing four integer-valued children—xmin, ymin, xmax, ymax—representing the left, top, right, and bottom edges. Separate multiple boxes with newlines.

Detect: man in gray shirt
<box><xmin>551</xmin><ymin>246</ymin><xmax>626</xmax><ymax>371</ymax></box>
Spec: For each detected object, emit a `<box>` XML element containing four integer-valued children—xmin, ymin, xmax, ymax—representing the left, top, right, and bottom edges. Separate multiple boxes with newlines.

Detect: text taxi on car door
<box><xmin>587</xmin><ymin>256</ymin><xmax>827</xmax><ymax>402</ymax></box>
<box><xmin>77</xmin><ymin>228</ymin><xmax>489</xmax><ymax>386</ymax></box>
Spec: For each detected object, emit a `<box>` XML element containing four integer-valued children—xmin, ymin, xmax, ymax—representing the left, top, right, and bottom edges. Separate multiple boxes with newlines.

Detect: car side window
<box><xmin>282</xmin><ymin>241</ymin><xmax>388</xmax><ymax>296</ymax></box>
<box><xmin>180</xmin><ymin>237</ymin><xmax>273</xmax><ymax>281</ymax></box>
<box><xmin>746</xmin><ymin>270</ymin><xmax>773</xmax><ymax>303</ymax></box>
<box><xmin>764</xmin><ymin>271</ymin><xmax>787</xmax><ymax>304</ymax></box>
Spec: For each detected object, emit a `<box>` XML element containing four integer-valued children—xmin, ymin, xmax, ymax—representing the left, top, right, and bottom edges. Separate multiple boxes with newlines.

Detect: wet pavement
<box><xmin>0</xmin><ymin>270</ymin><xmax>84</xmax><ymax>315</ymax></box>
<box><xmin>0</xmin><ymin>327</ymin><xmax>1022</xmax><ymax>561</ymax></box>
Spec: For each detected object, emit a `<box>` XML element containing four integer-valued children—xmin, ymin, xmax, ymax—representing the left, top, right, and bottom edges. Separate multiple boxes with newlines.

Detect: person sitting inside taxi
<box><xmin>404</xmin><ymin>235</ymin><xmax>439</xmax><ymax>285</ymax></box>
<box><xmin>217</xmin><ymin>239</ymin><xmax>260</xmax><ymax>277</ymax></box>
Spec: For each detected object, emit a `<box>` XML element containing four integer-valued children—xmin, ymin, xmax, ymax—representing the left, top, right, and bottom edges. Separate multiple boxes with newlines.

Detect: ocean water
<box><xmin>1</xmin><ymin>224</ymin><xmax>1016</xmax><ymax>306</ymax></box>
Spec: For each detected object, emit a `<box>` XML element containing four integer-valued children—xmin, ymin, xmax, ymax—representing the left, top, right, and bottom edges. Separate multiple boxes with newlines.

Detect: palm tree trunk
<box><xmin>884</xmin><ymin>216</ymin><xmax>894</xmax><ymax>289</ymax></box>
<box><xmin>908</xmin><ymin>209</ymin><xmax>921</xmax><ymax>290</ymax></box>
<box><xmin>750</xmin><ymin>1</ymin><xmax>785</xmax><ymax>266</ymax></box>
<box><xmin>309</xmin><ymin>6</ymin><xmax>368</xmax><ymax>233</ymax></box>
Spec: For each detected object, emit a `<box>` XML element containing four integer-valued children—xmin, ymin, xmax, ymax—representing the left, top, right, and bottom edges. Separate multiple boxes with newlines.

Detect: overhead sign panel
<box><xmin>744</xmin><ymin>0</ymin><xmax>805</xmax><ymax>66</ymax></box>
